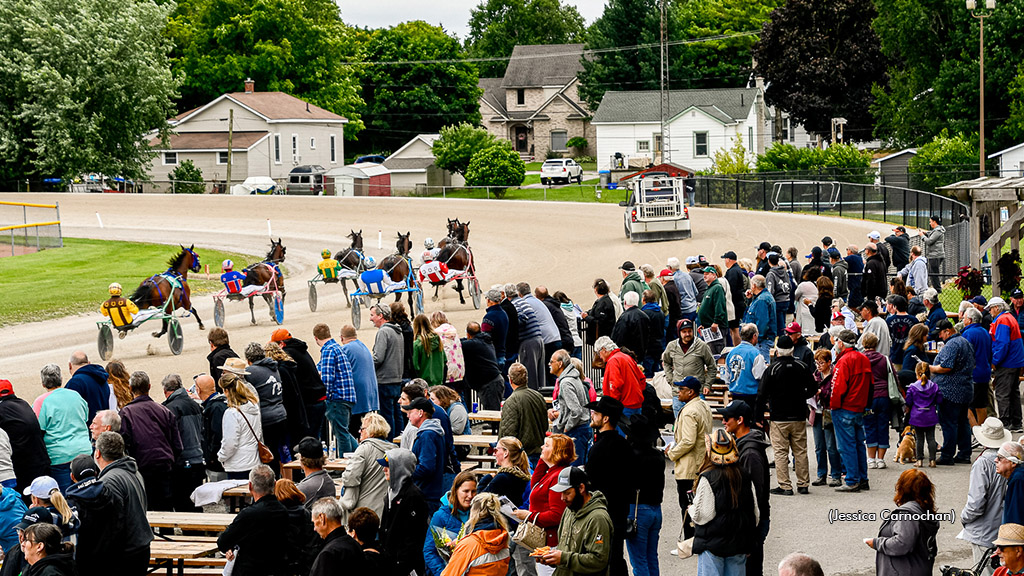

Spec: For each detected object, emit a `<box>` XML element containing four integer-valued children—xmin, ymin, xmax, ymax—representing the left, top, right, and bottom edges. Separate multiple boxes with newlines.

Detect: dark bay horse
<box><xmin>438</xmin><ymin>218</ymin><xmax>469</xmax><ymax>249</ymax></box>
<box><xmin>242</xmin><ymin>238</ymin><xmax>286</xmax><ymax>324</ymax></box>
<box><xmin>130</xmin><ymin>244</ymin><xmax>204</xmax><ymax>337</ymax></box>
<box><xmin>378</xmin><ymin>232</ymin><xmax>414</xmax><ymax>308</ymax></box>
<box><xmin>433</xmin><ymin>239</ymin><xmax>473</xmax><ymax>304</ymax></box>
<box><xmin>334</xmin><ymin>230</ymin><xmax>364</xmax><ymax>307</ymax></box>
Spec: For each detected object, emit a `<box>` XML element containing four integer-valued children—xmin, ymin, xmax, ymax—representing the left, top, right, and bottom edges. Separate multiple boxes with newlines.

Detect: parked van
<box><xmin>286</xmin><ymin>165</ymin><xmax>332</xmax><ymax>195</ymax></box>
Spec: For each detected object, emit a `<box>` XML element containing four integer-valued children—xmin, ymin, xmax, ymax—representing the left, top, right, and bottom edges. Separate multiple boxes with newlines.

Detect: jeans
<box><xmin>747</xmin><ymin>516</ymin><xmax>770</xmax><ymax>576</ymax></box>
<box><xmin>140</xmin><ymin>467</ymin><xmax>173</xmax><ymax>511</ymax></box>
<box><xmin>50</xmin><ymin>462</ymin><xmax>73</xmax><ymax>494</ymax></box>
<box><xmin>697</xmin><ymin>551</ymin><xmax>746</xmax><ymax>576</ymax></box>
<box><xmin>571</xmin><ymin>346</ymin><xmax>582</xmax><ymax>360</ymax></box>
<box><xmin>305</xmin><ymin>401</ymin><xmax>326</xmax><ymax>442</ymax></box>
<box><xmin>567</xmin><ymin>424</ymin><xmax>592</xmax><ymax>465</ymax></box>
<box><xmin>626</xmin><ymin>504</ymin><xmax>662</xmax><ymax>576</ymax></box>
<box><xmin>0</xmin><ymin>479</ymin><xmax>15</xmax><ymax>489</ymax></box>
<box><xmin>620</xmin><ymin>407</ymin><xmax>641</xmax><ymax>437</ymax></box>
<box><xmin>993</xmin><ymin>365</ymin><xmax>1023</xmax><ymax>428</ymax></box>
<box><xmin>928</xmin><ymin>257</ymin><xmax>944</xmax><ymax>292</ymax></box>
<box><xmin>915</xmin><ymin>426</ymin><xmax>938</xmax><ymax>461</ymax></box>
<box><xmin>812</xmin><ymin>415</ymin><xmax>842</xmax><ymax>480</ymax></box>
<box><xmin>938</xmin><ymin>399</ymin><xmax>971</xmax><ymax>461</ymax></box>
<box><xmin>731</xmin><ymin>394</ymin><xmax>759</xmax><ymax>427</ymax></box>
<box><xmin>171</xmin><ymin>464</ymin><xmax>206</xmax><ymax>513</ymax></box>
<box><xmin>864</xmin><ymin>396</ymin><xmax>892</xmax><ymax>448</ymax></box>
<box><xmin>326</xmin><ymin>400</ymin><xmax>359</xmax><ymax>454</ymax></box>
<box><xmin>511</xmin><ymin>541</ymin><xmax>538</xmax><ymax>576</ymax></box>
<box><xmin>676</xmin><ymin>479</ymin><xmax>695</xmax><ymax>540</ymax></box>
<box><xmin>478</xmin><ymin>376</ymin><xmax>505</xmax><ymax>411</ymax></box>
<box><xmin>775</xmin><ymin>301</ymin><xmax>788</xmax><ymax>337</ymax></box>
<box><xmin>377</xmin><ymin>384</ymin><xmax>402</xmax><ymax>441</ymax></box>
<box><xmin>832</xmin><ymin>408</ymin><xmax>868</xmax><ymax>485</ymax></box>
<box><xmin>756</xmin><ymin>341</ymin><xmax>772</xmax><ymax>364</ymax></box>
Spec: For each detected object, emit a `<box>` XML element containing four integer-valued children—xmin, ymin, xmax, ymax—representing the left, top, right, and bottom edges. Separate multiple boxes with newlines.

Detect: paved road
<box><xmin>0</xmin><ymin>192</ymin><xmax>984</xmax><ymax>574</ymax></box>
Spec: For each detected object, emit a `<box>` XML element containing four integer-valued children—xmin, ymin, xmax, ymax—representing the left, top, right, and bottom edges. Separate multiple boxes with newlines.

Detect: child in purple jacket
<box><xmin>905</xmin><ymin>362</ymin><xmax>942</xmax><ymax>466</ymax></box>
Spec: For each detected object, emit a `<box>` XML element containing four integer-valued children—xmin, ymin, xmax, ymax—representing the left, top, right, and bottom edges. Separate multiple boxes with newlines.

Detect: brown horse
<box><xmin>334</xmin><ymin>230</ymin><xmax>364</xmax><ymax>306</ymax></box>
<box><xmin>242</xmin><ymin>238</ymin><xmax>286</xmax><ymax>324</ymax></box>
<box><xmin>433</xmin><ymin>240</ymin><xmax>474</xmax><ymax>304</ymax></box>
<box><xmin>377</xmin><ymin>231</ymin><xmax>414</xmax><ymax>308</ymax></box>
<box><xmin>130</xmin><ymin>245</ymin><xmax>204</xmax><ymax>337</ymax></box>
<box><xmin>438</xmin><ymin>218</ymin><xmax>469</xmax><ymax>249</ymax></box>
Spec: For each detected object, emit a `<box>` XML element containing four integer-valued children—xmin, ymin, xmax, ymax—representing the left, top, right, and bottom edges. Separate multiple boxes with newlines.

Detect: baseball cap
<box><xmin>868</xmin><ymin>230</ymin><xmax>881</xmax><ymax>240</ymax></box>
<box><xmin>16</xmin><ymin>507</ymin><xmax>53</xmax><ymax>531</ymax></box>
<box><xmin>757</xmin><ymin>241</ymin><xmax>772</xmax><ymax>252</ymax></box>
<box><xmin>821</xmin><ymin>236</ymin><xmax>833</xmax><ymax>246</ymax></box>
<box><xmin>702</xmin><ymin>266</ymin><xmax>717</xmax><ymax>275</ymax></box>
<box><xmin>658</xmin><ymin>268</ymin><xmax>673</xmax><ymax>278</ymax></box>
<box><xmin>24</xmin><ymin>476</ymin><xmax>58</xmax><ymax>499</ymax></box>
<box><xmin>970</xmin><ymin>295</ymin><xmax>988</xmax><ymax>306</ymax></box>
<box><xmin>837</xmin><ymin>330</ymin><xmax>859</xmax><ymax>345</ymax></box>
<box><xmin>831</xmin><ymin>310</ymin><xmax>844</xmax><ymax>322</ymax></box>
<box><xmin>935</xmin><ymin>319</ymin><xmax>955</xmax><ymax>332</ymax></box>
<box><xmin>619</xmin><ymin>261</ymin><xmax>635</xmax><ymax>271</ymax></box>
<box><xmin>775</xmin><ymin>336</ymin><xmax>794</xmax><ymax>350</ymax></box>
<box><xmin>678</xmin><ymin>318</ymin><xmax>694</xmax><ymax>332</ymax></box>
<box><xmin>1014</xmin><ymin>288</ymin><xmax>1024</xmax><ymax>299</ymax></box>
<box><xmin>685</xmin><ymin>256</ymin><xmax>699</xmax><ymax>265</ymax></box>
<box><xmin>0</xmin><ymin>380</ymin><xmax>13</xmax><ymax>398</ymax></box>
<box><xmin>70</xmin><ymin>455</ymin><xmax>99</xmax><ymax>481</ymax></box>
<box><xmin>293</xmin><ymin>436</ymin><xmax>323</xmax><ymax>460</ymax></box>
<box><xmin>404</xmin><ymin>397</ymin><xmax>434</xmax><ymax>415</ymax></box>
<box><xmin>893</xmin><ymin>226</ymin><xmax>906</xmax><ymax>234</ymax></box>
<box><xmin>988</xmin><ymin>297</ymin><xmax>1006</xmax><ymax>309</ymax></box>
<box><xmin>550</xmin><ymin>466</ymin><xmax>588</xmax><ymax>493</ymax></box>
<box><xmin>827</xmin><ymin>247</ymin><xmax>841</xmax><ymax>259</ymax></box>
<box><xmin>675</xmin><ymin>376</ymin><xmax>702</xmax><ymax>391</ymax></box>
<box><xmin>784</xmin><ymin>322</ymin><xmax>801</xmax><ymax>335</ymax></box>
<box><xmin>721</xmin><ymin>251</ymin><xmax>737</xmax><ymax>260</ymax></box>
<box><xmin>805</xmin><ymin>246</ymin><xmax>822</xmax><ymax>259</ymax></box>
<box><xmin>716</xmin><ymin>400</ymin><xmax>754</xmax><ymax>422</ymax></box>
<box><xmin>376</xmin><ymin>453</ymin><xmax>394</xmax><ymax>468</ymax></box>
<box><xmin>270</xmin><ymin>328</ymin><xmax>291</xmax><ymax>342</ymax></box>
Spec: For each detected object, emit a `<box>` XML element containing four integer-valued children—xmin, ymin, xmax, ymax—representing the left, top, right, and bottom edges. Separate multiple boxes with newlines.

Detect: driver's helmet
<box><xmin>364</xmin><ymin>256</ymin><xmax>376</xmax><ymax>268</ymax></box>
<box><xmin>108</xmin><ymin>282</ymin><xmax>122</xmax><ymax>296</ymax></box>
<box><xmin>222</xmin><ymin>259</ymin><xmax>234</xmax><ymax>271</ymax></box>
<box><xmin>321</xmin><ymin>249</ymin><xmax>331</xmax><ymax>259</ymax></box>
<box><xmin>424</xmin><ymin>237</ymin><xmax>435</xmax><ymax>250</ymax></box>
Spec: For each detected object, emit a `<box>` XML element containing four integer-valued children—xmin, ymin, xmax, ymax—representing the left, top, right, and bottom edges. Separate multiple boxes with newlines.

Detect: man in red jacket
<box><xmin>594</xmin><ymin>336</ymin><xmax>646</xmax><ymax>421</ymax></box>
<box><xmin>830</xmin><ymin>329</ymin><xmax>871</xmax><ymax>493</ymax></box>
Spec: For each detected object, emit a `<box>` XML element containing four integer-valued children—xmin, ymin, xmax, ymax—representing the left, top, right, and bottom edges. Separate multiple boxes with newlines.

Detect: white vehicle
<box><xmin>540</xmin><ymin>158</ymin><xmax>583</xmax><ymax>185</ymax></box>
<box><xmin>620</xmin><ymin>176</ymin><xmax>691</xmax><ymax>242</ymax></box>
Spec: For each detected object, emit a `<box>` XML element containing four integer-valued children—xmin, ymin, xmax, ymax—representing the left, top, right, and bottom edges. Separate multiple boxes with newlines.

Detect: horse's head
<box><xmin>460</xmin><ymin>221</ymin><xmax>470</xmax><ymax>243</ymax></box>
<box><xmin>185</xmin><ymin>244</ymin><xmax>201</xmax><ymax>273</ymax></box>
<box><xmin>396</xmin><ymin>231</ymin><xmax>411</xmax><ymax>255</ymax></box>
<box><xmin>447</xmin><ymin>218</ymin><xmax>461</xmax><ymax>237</ymax></box>
<box><xmin>348</xmin><ymin>230</ymin><xmax>363</xmax><ymax>250</ymax></box>
<box><xmin>268</xmin><ymin>238</ymin><xmax>286</xmax><ymax>263</ymax></box>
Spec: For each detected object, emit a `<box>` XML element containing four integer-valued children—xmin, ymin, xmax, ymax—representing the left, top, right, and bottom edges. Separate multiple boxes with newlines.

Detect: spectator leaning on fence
<box><xmin>921</xmin><ymin>215</ymin><xmax>946</xmax><ymax>293</ymax></box>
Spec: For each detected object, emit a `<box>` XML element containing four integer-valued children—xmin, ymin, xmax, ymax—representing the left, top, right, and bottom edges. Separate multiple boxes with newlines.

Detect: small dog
<box><xmin>894</xmin><ymin>426</ymin><xmax>917</xmax><ymax>463</ymax></box>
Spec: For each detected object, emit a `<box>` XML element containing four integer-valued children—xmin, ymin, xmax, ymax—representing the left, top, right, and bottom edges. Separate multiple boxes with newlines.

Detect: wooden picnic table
<box><xmin>148</xmin><ymin>511</ymin><xmax>235</xmax><ymax>533</ymax></box>
<box><xmin>467</xmin><ymin>409</ymin><xmax>502</xmax><ymax>422</ymax></box>
<box><xmin>150</xmin><ymin>540</ymin><xmax>221</xmax><ymax>576</ymax></box>
<box><xmin>453</xmin><ymin>434</ymin><xmax>501</xmax><ymax>448</ymax></box>
<box><xmin>281</xmin><ymin>458</ymin><xmax>349</xmax><ymax>481</ymax></box>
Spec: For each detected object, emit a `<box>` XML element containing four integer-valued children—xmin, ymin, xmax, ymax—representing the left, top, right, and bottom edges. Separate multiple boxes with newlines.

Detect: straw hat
<box><xmin>705</xmin><ymin>429</ymin><xmax>738</xmax><ymax>466</ymax></box>
<box><xmin>992</xmin><ymin>523</ymin><xmax>1024</xmax><ymax>547</ymax></box>
<box><xmin>973</xmin><ymin>417</ymin><xmax>1012</xmax><ymax>450</ymax></box>
<box><xmin>218</xmin><ymin>357</ymin><xmax>250</xmax><ymax>376</ymax></box>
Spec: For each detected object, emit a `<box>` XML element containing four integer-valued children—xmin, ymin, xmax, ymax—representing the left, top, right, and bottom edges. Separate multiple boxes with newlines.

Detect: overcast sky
<box><xmin>337</xmin><ymin>0</ymin><xmax>606</xmax><ymax>40</ymax></box>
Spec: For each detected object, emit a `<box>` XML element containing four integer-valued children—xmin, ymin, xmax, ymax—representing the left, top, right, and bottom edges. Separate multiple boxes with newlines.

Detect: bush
<box><xmin>433</xmin><ymin>123</ymin><xmax>499</xmax><ymax>176</ymax></box>
<box><xmin>909</xmin><ymin>130</ymin><xmax>979</xmax><ymax>192</ymax></box>
<box><xmin>545</xmin><ymin>149</ymin><xmax>563</xmax><ymax>160</ymax></box>
<box><xmin>710</xmin><ymin>135</ymin><xmax>751</xmax><ymax>174</ymax></box>
<box><xmin>566</xmin><ymin>137</ymin><xmax>589</xmax><ymax>152</ymax></box>
<box><xmin>169</xmin><ymin>160</ymin><xmax>204</xmax><ymax>194</ymax></box>
<box><xmin>755</xmin><ymin>142</ymin><xmax>873</xmax><ymax>182</ymax></box>
<box><xmin>466</xmin><ymin>145</ymin><xmax>526</xmax><ymax>198</ymax></box>
<box><xmin>573</xmin><ymin>155</ymin><xmax>596</xmax><ymax>164</ymax></box>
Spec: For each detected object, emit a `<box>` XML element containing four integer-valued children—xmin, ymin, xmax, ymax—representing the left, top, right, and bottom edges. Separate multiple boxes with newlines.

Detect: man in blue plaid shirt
<box><xmin>314</xmin><ymin>323</ymin><xmax>359</xmax><ymax>454</ymax></box>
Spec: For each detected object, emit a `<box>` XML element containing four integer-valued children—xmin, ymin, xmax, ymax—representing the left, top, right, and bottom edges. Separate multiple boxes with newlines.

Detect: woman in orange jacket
<box><xmin>441</xmin><ymin>493</ymin><xmax>510</xmax><ymax>576</ymax></box>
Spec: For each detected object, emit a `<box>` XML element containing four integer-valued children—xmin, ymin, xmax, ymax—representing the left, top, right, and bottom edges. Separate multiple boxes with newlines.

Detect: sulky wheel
<box><xmin>469</xmin><ymin>278</ymin><xmax>481</xmax><ymax>309</ymax></box>
<box><xmin>97</xmin><ymin>324</ymin><xmax>114</xmax><ymax>361</ymax></box>
<box><xmin>214</xmin><ymin>299</ymin><xmax>225</xmax><ymax>328</ymax></box>
<box><xmin>307</xmin><ymin>283</ymin><xmax>318</xmax><ymax>312</ymax></box>
<box><xmin>351</xmin><ymin>296</ymin><xmax>362</xmax><ymax>330</ymax></box>
<box><xmin>167</xmin><ymin>317</ymin><xmax>184</xmax><ymax>355</ymax></box>
<box><xmin>274</xmin><ymin>293</ymin><xmax>285</xmax><ymax>324</ymax></box>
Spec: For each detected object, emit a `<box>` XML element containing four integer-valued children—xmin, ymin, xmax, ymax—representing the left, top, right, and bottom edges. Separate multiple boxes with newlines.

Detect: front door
<box><xmin>514</xmin><ymin>126</ymin><xmax>528</xmax><ymax>153</ymax></box>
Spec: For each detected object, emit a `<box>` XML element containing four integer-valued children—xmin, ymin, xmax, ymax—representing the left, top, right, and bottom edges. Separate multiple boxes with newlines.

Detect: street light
<box><xmin>967</xmin><ymin>0</ymin><xmax>995</xmax><ymax>177</ymax></box>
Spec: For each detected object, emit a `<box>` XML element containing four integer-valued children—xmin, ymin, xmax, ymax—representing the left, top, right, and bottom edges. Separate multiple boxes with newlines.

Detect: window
<box><xmin>637</xmin><ymin>140</ymin><xmax>651</xmax><ymax>153</ymax></box>
<box><xmin>694</xmin><ymin>132</ymin><xmax>709</xmax><ymax>157</ymax></box>
<box><xmin>273</xmin><ymin>134</ymin><xmax>281</xmax><ymax>164</ymax></box>
<box><xmin>309</xmin><ymin>137</ymin><xmax>316</xmax><ymax>150</ymax></box>
<box><xmin>788</xmin><ymin>118</ymin><xmax>795</xmax><ymax>142</ymax></box>
<box><xmin>516</xmin><ymin>88</ymin><xmax>525</xmax><ymax>106</ymax></box>
<box><xmin>217</xmin><ymin>151</ymin><xmax>229</xmax><ymax>165</ymax></box>
<box><xmin>653</xmin><ymin>133</ymin><xmax>663</xmax><ymax>153</ymax></box>
<box><xmin>329</xmin><ymin>135</ymin><xmax>337</xmax><ymax>163</ymax></box>
<box><xmin>163</xmin><ymin>152</ymin><xmax>177</xmax><ymax>165</ymax></box>
<box><xmin>748</xmin><ymin>127</ymin><xmax>754</xmax><ymax>147</ymax></box>
<box><xmin>550</xmin><ymin>130</ymin><xmax>568</xmax><ymax>151</ymax></box>
<box><xmin>291</xmin><ymin>134</ymin><xmax>298</xmax><ymax>161</ymax></box>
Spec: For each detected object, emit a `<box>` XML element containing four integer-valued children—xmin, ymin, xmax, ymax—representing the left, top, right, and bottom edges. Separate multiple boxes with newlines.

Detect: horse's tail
<box><xmin>243</xmin><ymin>265</ymin><xmax>261</xmax><ymax>287</ymax></box>
<box><xmin>130</xmin><ymin>280</ymin><xmax>152</xmax><ymax>308</ymax></box>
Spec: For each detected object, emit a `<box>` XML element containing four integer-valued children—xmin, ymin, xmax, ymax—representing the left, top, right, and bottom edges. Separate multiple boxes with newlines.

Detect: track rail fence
<box><xmin>0</xmin><ymin>200</ymin><xmax>62</xmax><ymax>256</ymax></box>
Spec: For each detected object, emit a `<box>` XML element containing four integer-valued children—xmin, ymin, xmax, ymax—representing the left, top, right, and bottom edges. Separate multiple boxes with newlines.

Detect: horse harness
<box><xmin>144</xmin><ymin>270</ymin><xmax>187</xmax><ymax>304</ymax></box>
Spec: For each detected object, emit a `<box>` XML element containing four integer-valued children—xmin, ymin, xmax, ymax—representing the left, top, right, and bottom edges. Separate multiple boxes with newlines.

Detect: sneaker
<box><xmin>811</xmin><ymin>476</ymin><xmax>827</xmax><ymax>486</ymax></box>
<box><xmin>876</xmin><ymin>460</ymin><xmax>887</xmax><ymax>469</ymax></box>
<box><xmin>835</xmin><ymin>483</ymin><xmax>860</xmax><ymax>493</ymax></box>
<box><xmin>828</xmin><ymin>478</ymin><xmax>842</xmax><ymax>487</ymax></box>
<box><xmin>868</xmin><ymin>459</ymin><xmax>877</xmax><ymax>469</ymax></box>
<box><xmin>769</xmin><ymin>487</ymin><xmax>794</xmax><ymax>496</ymax></box>
<box><xmin>797</xmin><ymin>487</ymin><xmax>809</xmax><ymax>494</ymax></box>
<box><xmin>929</xmin><ymin>460</ymin><xmax>936</xmax><ymax>468</ymax></box>
<box><xmin>914</xmin><ymin>460</ymin><xmax>922</xmax><ymax>468</ymax></box>
<box><xmin>859</xmin><ymin>479</ymin><xmax>871</xmax><ymax>491</ymax></box>
<box><xmin>955</xmin><ymin>456</ymin><xmax>972</xmax><ymax>465</ymax></box>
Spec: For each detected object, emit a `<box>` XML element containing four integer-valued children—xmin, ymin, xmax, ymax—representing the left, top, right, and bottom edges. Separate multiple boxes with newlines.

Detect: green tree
<box><xmin>169</xmin><ymin>160</ymin><xmax>205</xmax><ymax>194</ymax></box>
<box><xmin>433</xmin><ymin>123</ymin><xmax>499</xmax><ymax>176</ymax></box>
<box><xmin>465</xmin><ymin>145</ymin><xmax>525</xmax><ymax>197</ymax></box>
<box><xmin>357</xmin><ymin>21</ymin><xmax>482</xmax><ymax>153</ymax></box>
<box><xmin>908</xmin><ymin>130</ymin><xmax>979</xmax><ymax>192</ymax></box>
<box><xmin>466</xmin><ymin>0</ymin><xmax>586</xmax><ymax>78</ymax></box>
<box><xmin>995</xmin><ymin>62</ymin><xmax>1024</xmax><ymax>147</ymax></box>
<box><xmin>710</xmin><ymin>136</ymin><xmax>751</xmax><ymax>174</ymax></box>
<box><xmin>755</xmin><ymin>143</ymin><xmax>872</xmax><ymax>181</ymax></box>
<box><xmin>0</xmin><ymin>0</ymin><xmax>178</xmax><ymax>181</ymax></box>
<box><xmin>167</xmin><ymin>0</ymin><xmax>364</xmax><ymax>137</ymax></box>
<box><xmin>670</xmin><ymin>0</ymin><xmax>783</xmax><ymax>89</ymax></box>
<box><xmin>753</xmin><ymin>0</ymin><xmax>887</xmax><ymax>140</ymax></box>
<box><xmin>577</xmin><ymin>0</ymin><xmax>660</xmax><ymax>110</ymax></box>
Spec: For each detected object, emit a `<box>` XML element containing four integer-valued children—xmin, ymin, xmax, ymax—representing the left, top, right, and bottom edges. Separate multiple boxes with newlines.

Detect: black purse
<box><xmin>624</xmin><ymin>490</ymin><xmax>640</xmax><ymax>539</ymax></box>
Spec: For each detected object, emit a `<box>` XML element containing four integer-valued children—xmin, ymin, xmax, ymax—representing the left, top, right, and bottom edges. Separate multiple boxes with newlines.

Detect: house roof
<box><xmin>990</xmin><ymin>142</ymin><xmax>1024</xmax><ymax>159</ymax></box>
<box><xmin>479</xmin><ymin>78</ymin><xmax>508</xmax><ymax>117</ymax></box>
<box><xmin>619</xmin><ymin>163</ymin><xmax>695</xmax><ymax>182</ymax></box>
<box><xmin>147</xmin><ymin>131</ymin><xmax>269</xmax><ymax>151</ymax></box>
<box><xmin>388</xmin><ymin>134</ymin><xmax>440</xmax><ymax>159</ymax></box>
<box><xmin>874</xmin><ymin>149</ymin><xmax>917</xmax><ymax>163</ymax></box>
<box><xmin>172</xmin><ymin>92</ymin><xmax>347</xmax><ymax>125</ymax></box>
<box><xmin>592</xmin><ymin>88</ymin><xmax>758</xmax><ymax>125</ymax></box>
<box><xmin>383</xmin><ymin>157</ymin><xmax>434</xmax><ymax>172</ymax></box>
<box><xmin>502</xmin><ymin>44</ymin><xmax>584</xmax><ymax>88</ymax></box>
<box><xmin>326</xmin><ymin>163</ymin><xmax>390</xmax><ymax>178</ymax></box>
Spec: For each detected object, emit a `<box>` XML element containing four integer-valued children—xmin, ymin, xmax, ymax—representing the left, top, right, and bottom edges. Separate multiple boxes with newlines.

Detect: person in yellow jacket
<box><xmin>101</xmin><ymin>282</ymin><xmax>138</xmax><ymax>334</ymax></box>
<box><xmin>318</xmin><ymin>249</ymin><xmax>341</xmax><ymax>281</ymax></box>
<box><xmin>664</xmin><ymin>376</ymin><xmax>712</xmax><ymax>546</ymax></box>
<box><xmin>440</xmin><ymin>493</ymin><xmax>510</xmax><ymax>576</ymax></box>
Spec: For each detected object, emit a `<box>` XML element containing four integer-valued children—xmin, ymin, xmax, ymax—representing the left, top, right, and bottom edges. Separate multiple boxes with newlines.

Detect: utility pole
<box><xmin>968</xmin><ymin>0</ymin><xmax>995</xmax><ymax>177</ymax></box>
<box><xmin>659</xmin><ymin>0</ymin><xmax>670</xmax><ymax>164</ymax></box>
<box><xmin>226</xmin><ymin>108</ymin><xmax>233</xmax><ymax>192</ymax></box>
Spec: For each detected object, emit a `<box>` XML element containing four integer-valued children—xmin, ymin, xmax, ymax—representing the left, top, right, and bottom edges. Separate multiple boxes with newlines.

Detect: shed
<box><xmin>872</xmin><ymin>149</ymin><xmax>916</xmax><ymax>187</ymax></box>
<box><xmin>618</xmin><ymin>162</ymin><xmax>695</xmax><ymax>184</ymax></box>
<box><xmin>989</xmin><ymin>142</ymin><xmax>1024</xmax><ymax>177</ymax></box>
<box><xmin>327</xmin><ymin>163</ymin><xmax>391</xmax><ymax>197</ymax></box>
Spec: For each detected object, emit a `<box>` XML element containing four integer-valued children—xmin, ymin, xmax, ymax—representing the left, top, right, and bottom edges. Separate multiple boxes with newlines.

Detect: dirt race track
<box><xmin>0</xmin><ymin>193</ymin><xmax>977</xmax><ymax>575</ymax></box>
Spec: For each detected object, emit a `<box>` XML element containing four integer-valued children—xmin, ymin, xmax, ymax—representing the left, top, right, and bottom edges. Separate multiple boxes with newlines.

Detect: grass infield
<box><xmin>0</xmin><ymin>238</ymin><xmax>253</xmax><ymax>326</ymax></box>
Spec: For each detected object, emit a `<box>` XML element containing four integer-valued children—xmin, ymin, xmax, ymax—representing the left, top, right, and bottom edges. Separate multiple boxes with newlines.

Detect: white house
<box><xmin>147</xmin><ymin>79</ymin><xmax>348</xmax><ymax>192</ymax></box>
<box><xmin>382</xmin><ymin>134</ymin><xmax>465</xmax><ymax>196</ymax></box>
<box><xmin>592</xmin><ymin>86</ymin><xmax>812</xmax><ymax>172</ymax></box>
<box><xmin>990</xmin><ymin>142</ymin><xmax>1024</xmax><ymax>177</ymax></box>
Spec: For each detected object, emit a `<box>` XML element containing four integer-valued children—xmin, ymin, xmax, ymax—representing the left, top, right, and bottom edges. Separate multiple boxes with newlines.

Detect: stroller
<box><xmin>940</xmin><ymin>548</ymin><xmax>997</xmax><ymax>576</ymax></box>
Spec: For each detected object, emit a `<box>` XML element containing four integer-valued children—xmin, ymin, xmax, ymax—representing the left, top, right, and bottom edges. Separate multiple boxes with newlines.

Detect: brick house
<box><xmin>147</xmin><ymin>79</ymin><xmax>347</xmax><ymax>192</ymax></box>
<box><xmin>478</xmin><ymin>44</ymin><xmax>595</xmax><ymax>160</ymax></box>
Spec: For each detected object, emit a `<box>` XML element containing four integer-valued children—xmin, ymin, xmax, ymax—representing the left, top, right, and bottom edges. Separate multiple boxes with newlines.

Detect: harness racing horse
<box><xmin>377</xmin><ymin>232</ymin><xmax>415</xmax><ymax>308</ymax></box>
<box><xmin>130</xmin><ymin>245</ymin><xmax>205</xmax><ymax>337</ymax></box>
<box><xmin>434</xmin><ymin>239</ymin><xmax>474</xmax><ymax>305</ymax></box>
<box><xmin>241</xmin><ymin>238</ymin><xmax>286</xmax><ymax>324</ymax></box>
<box><xmin>334</xmin><ymin>230</ymin><xmax>364</xmax><ymax>306</ymax></box>
<box><xmin>438</xmin><ymin>218</ymin><xmax>469</xmax><ymax>249</ymax></box>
